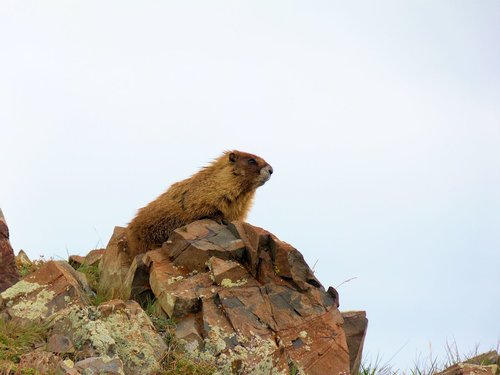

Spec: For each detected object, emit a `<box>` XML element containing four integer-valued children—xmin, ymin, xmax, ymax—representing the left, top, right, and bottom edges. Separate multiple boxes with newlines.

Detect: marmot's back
<box><xmin>126</xmin><ymin>150</ymin><xmax>273</xmax><ymax>257</ymax></box>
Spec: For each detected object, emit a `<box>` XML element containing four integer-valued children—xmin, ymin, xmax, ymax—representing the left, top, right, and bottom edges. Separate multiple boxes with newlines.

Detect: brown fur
<box><xmin>126</xmin><ymin>150</ymin><xmax>273</xmax><ymax>257</ymax></box>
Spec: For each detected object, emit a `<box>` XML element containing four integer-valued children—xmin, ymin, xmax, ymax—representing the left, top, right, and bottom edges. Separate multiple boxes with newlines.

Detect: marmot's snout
<box><xmin>259</xmin><ymin>164</ymin><xmax>273</xmax><ymax>186</ymax></box>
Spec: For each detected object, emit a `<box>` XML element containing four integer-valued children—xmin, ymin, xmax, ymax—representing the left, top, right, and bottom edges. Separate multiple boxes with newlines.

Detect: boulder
<box><xmin>97</xmin><ymin>226</ymin><xmax>130</xmax><ymax>299</ymax></box>
<box><xmin>52</xmin><ymin>299</ymin><xmax>167</xmax><ymax>375</ymax></box>
<box><xmin>123</xmin><ymin>219</ymin><xmax>352</xmax><ymax>374</ymax></box>
<box><xmin>342</xmin><ymin>310</ymin><xmax>368</xmax><ymax>374</ymax></box>
<box><xmin>0</xmin><ymin>209</ymin><xmax>20</xmax><ymax>292</ymax></box>
<box><xmin>0</xmin><ymin>260</ymin><xmax>90</xmax><ymax>322</ymax></box>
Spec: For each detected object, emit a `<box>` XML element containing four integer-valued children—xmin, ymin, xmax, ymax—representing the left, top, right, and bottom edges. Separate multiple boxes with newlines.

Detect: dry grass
<box><xmin>360</xmin><ymin>341</ymin><xmax>500</xmax><ymax>375</ymax></box>
<box><xmin>0</xmin><ymin>319</ymin><xmax>50</xmax><ymax>375</ymax></box>
<box><xmin>141</xmin><ymin>297</ymin><xmax>216</xmax><ymax>375</ymax></box>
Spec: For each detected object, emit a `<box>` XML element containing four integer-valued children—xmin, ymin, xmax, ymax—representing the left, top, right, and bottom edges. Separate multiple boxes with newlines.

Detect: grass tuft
<box><xmin>0</xmin><ymin>319</ymin><xmax>51</xmax><ymax>374</ymax></box>
<box><xmin>140</xmin><ymin>295</ymin><xmax>216</xmax><ymax>375</ymax></box>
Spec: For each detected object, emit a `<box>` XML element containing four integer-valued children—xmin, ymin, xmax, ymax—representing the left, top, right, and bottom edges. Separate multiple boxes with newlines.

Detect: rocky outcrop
<box><xmin>0</xmin><ymin>260</ymin><xmax>91</xmax><ymax>322</ymax></box>
<box><xmin>2</xmin><ymin>217</ymin><xmax>367</xmax><ymax>374</ymax></box>
<box><xmin>103</xmin><ymin>219</ymin><xmax>352</xmax><ymax>375</ymax></box>
<box><xmin>0</xmin><ymin>209</ymin><xmax>19</xmax><ymax>292</ymax></box>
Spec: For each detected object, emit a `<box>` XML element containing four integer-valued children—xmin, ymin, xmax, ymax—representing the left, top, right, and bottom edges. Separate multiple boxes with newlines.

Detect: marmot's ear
<box><xmin>229</xmin><ymin>152</ymin><xmax>237</xmax><ymax>163</ymax></box>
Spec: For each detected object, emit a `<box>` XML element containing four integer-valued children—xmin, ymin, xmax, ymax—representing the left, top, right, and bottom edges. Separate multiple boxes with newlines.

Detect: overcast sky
<box><xmin>1</xmin><ymin>1</ymin><xmax>499</xmax><ymax>371</ymax></box>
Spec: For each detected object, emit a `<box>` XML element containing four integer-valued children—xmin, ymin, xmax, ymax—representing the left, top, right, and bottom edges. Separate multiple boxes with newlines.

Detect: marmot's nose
<box><xmin>268</xmin><ymin>166</ymin><xmax>273</xmax><ymax>175</ymax></box>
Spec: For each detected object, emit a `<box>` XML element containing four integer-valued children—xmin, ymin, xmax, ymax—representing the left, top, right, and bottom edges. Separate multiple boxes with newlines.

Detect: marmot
<box><xmin>126</xmin><ymin>150</ymin><xmax>273</xmax><ymax>257</ymax></box>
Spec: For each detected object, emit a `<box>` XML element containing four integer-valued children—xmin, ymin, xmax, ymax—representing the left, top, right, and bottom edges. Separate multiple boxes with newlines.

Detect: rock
<box><xmin>69</xmin><ymin>249</ymin><xmax>105</xmax><ymax>270</ymax></box>
<box><xmin>75</xmin><ymin>356</ymin><xmax>125</xmax><ymax>374</ymax></box>
<box><xmin>464</xmin><ymin>351</ymin><xmax>499</xmax><ymax>366</ymax></box>
<box><xmin>68</xmin><ymin>255</ymin><xmax>86</xmax><ymax>269</ymax></box>
<box><xmin>342</xmin><ymin>310</ymin><xmax>368</xmax><ymax>374</ymax></box>
<box><xmin>52</xmin><ymin>299</ymin><xmax>167</xmax><ymax>375</ymax></box>
<box><xmin>16</xmin><ymin>249</ymin><xmax>32</xmax><ymax>268</ymax></box>
<box><xmin>436</xmin><ymin>351</ymin><xmax>500</xmax><ymax>375</ymax></box>
<box><xmin>0</xmin><ymin>260</ymin><xmax>90</xmax><ymax>322</ymax></box>
<box><xmin>437</xmin><ymin>363</ymin><xmax>498</xmax><ymax>375</ymax></box>
<box><xmin>85</xmin><ymin>248</ymin><xmax>105</xmax><ymax>266</ymax></box>
<box><xmin>0</xmin><ymin>208</ymin><xmax>20</xmax><ymax>292</ymax></box>
<box><xmin>208</xmin><ymin>256</ymin><xmax>254</xmax><ymax>287</ymax></box>
<box><xmin>154</xmin><ymin>272</ymin><xmax>214</xmax><ymax>318</ymax></box>
<box><xmin>166</xmin><ymin>219</ymin><xmax>246</xmax><ymax>271</ymax></box>
<box><xmin>46</xmin><ymin>334</ymin><xmax>75</xmax><ymax>354</ymax></box>
<box><xmin>175</xmin><ymin>313</ymin><xmax>203</xmax><ymax>348</ymax></box>
<box><xmin>120</xmin><ymin>252</ymin><xmax>152</xmax><ymax>303</ymax></box>
<box><xmin>139</xmin><ymin>219</ymin><xmax>351</xmax><ymax>374</ymax></box>
<box><xmin>18</xmin><ymin>348</ymin><xmax>62</xmax><ymax>374</ymax></box>
<box><xmin>55</xmin><ymin>359</ymin><xmax>80</xmax><ymax>375</ymax></box>
<box><xmin>98</xmin><ymin>226</ymin><xmax>131</xmax><ymax>299</ymax></box>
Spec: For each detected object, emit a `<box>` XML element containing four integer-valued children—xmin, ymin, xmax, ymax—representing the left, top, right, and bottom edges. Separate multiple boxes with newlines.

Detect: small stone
<box><xmin>46</xmin><ymin>334</ymin><xmax>75</xmax><ymax>354</ymax></box>
<box><xmin>75</xmin><ymin>356</ymin><xmax>125</xmax><ymax>374</ymax></box>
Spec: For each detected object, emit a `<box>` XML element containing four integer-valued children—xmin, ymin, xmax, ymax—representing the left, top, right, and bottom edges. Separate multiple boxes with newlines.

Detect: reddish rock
<box><xmin>227</xmin><ymin>221</ymin><xmax>271</xmax><ymax>277</ymax></box>
<box><xmin>155</xmin><ymin>272</ymin><xmax>214</xmax><ymax>318</ymax></box>
<box><xmin>201</xmin><ymin>295</ymin><xmax>237</xmax><ymax>350</ymax></box>
<box><xmin>437</xmin><ymin>363</ymin><xmax>498</xmax><ymax>375</ymax></box>
<box><xmin>436</xmin><ymin>351</ymin><xmax>499</xmax><ymax>375</ymax></box>
<box><xmin>18</xmin><ymin>348</ymin><xmax>62</xmax><ymax>374</ymax></box>
<box><xmin>219</xmin><ymin>286</ymin><xmax>277</xmax><ymax>337</ymax></box>
<box><xmin>69</xmin><ymin>249</ymin><xmax>105</xmax><ymax>270</ymax></box>
<box><xmin>0</xmin><ymin>260</ymin><xmax>90</xmax><ymax>322</ymax></box>
<box><xmin>279</xmin><ymin>308</ymin><xmax>350</xmax><ymax>375</ymax></box>
<box><xmin>166</xmin><ymin>219</ymin><xmax>246</xmax><ymax>271</ymax></box>
<box><xmin>75</xmin><ymin>356</ymin><xmax>124</xmax><ymax>374</ymax></box>
<box><xmin>156</xmin><ymin>220</ymin><xmax>353</xmax><ymax>373</ymax></box>
<box><xmin>97</xmin><ymin>226</ymin><xmax>131</xmax><ymax>299</ymax></box>
<box><xmin>68</xmin><ymin>255</ymin><xmax>86</xmax><ymax>269</ymax></box>
<box><xmin>16</xmin><ymin>249</ymin><xmax>32</xmax><ymax>268</ymax></box>
<box><xmin>175</xmin><ymin>313</ymin><xmax>203</xmax><ymax>348</ymax></box>
<box><xmin>0</xmin><ymin>209</ymin><xmax>20</xmax><ymax>292</ymax></box>
<box><xmin>120</xmin><ymin>252</ymin><xmax>151</xmax><ymax>302</ymax></box>
<box><xmin>342</xmin><ymin>310</ymin><xmax>368</xmax><ymax>374</ymax></box>
<box><xmin>93</xmin><ymin>219</ymin><xmax>355</xmax><ymax>374</ymax></box>
<box><xmin>208</xmin><ymin>257</ymin><xmax>253</xmax><ymax>286</ymax></box>
<box><xmin>55</xmin><ymin>359</ymin><xmax>81</xmax><ymax>375</ymax></box>
<box><xmin>46</xmin><ymin>334</ymin><xmax>75</xmax><ymax>354</ymax></box>
<box><xmin>85</xmin><ymin>248</ymin><xmax>105</xmax><ymax>266</ymax></box>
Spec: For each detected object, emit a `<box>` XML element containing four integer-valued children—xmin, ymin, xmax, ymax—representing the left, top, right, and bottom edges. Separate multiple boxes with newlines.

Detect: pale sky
<box><xmin>1</xmin><ymin>1</ymin><xmax>499</xmax><ymax>371</ymax></box>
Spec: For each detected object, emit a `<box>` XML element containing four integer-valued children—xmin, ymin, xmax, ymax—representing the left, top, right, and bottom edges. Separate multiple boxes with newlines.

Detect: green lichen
<box><xmin>0</xmin><ymin>280</ymin><xmax>44</xmax><ymax>300</ymax></box>
<box><xmin>187</xmin><ymin>324</ymin><xmax>287</xmax><ymax>375</ymax></box>
<box><xmin>167</xmin><ymin>276</ymin><xmax>184</xmax><ymax>285</ymax></box>
<box><xmin>59</xmin><ymin>304</ymin><xmax>163</xmax><ymax>374</ymax></box>
<box><xmin>220</xmin><ymin>278</ymin><xmax>248</xmax><ymax>288</ymax></box>
<box><xmin>10</xmin><ymin>289</ymin><xmax>54</xmax><ymax>320</ymax></box>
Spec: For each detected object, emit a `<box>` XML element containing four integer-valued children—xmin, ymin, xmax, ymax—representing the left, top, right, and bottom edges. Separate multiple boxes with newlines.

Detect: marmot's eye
<box><xmin>248</xmin><ymin>158</ymin><xmax>257</xmax><ymax>165</ymax></box>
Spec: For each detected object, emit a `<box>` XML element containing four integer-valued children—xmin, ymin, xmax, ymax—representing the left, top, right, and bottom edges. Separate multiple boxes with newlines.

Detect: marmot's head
<box><xmin>228</xmin><ymin>150</ymin><xmax>273</xmax><ymax>188</ymax></box>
